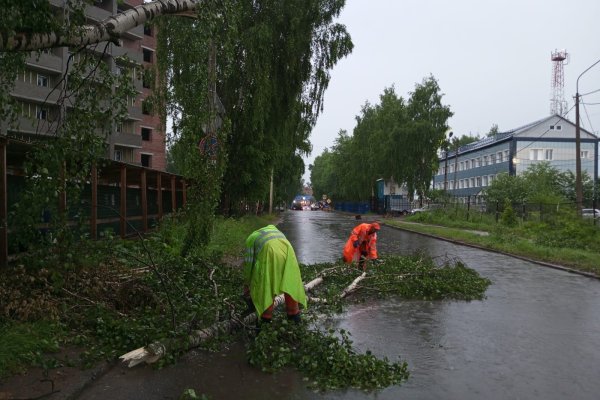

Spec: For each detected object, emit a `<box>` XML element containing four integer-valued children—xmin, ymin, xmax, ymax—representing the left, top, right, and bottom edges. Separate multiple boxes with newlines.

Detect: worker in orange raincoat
<box><xmin>343</xmin><ymin>222</ymin><xmax>380</xmax><ymax>270</ymax></box>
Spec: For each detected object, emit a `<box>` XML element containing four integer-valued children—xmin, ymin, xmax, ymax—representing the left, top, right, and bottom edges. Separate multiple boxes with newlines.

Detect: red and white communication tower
<box><xmin>550</xmin><ymin>49</ymin><xmax>569</xmax><ymax>115</ymax></box>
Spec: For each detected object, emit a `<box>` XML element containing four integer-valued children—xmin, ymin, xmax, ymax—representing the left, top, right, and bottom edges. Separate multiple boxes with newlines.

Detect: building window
<box><xmin>530</xmin><ymin>149</ymin><xmax>543</xmax><ymax>161</ymax></box>
<box><xmin>142</xmin><ymin>68</ymin><xmax>152</xmax><ymax>89</ymax></box>
<box><xmin>470</xmin><ymin>178</ymin><xmax>475</xmax><ymax>187</ymax></box>
<box><xmin>142</xmin><ymin>48</ymin><xmax>154</xmax><ymax>63</ymax></box>
<box><xmin>141</xmin><ymin>154</ymin><xmax>151</xmax><ymax>167</ymax></box>
<box><xmin>581</xmin><ymin>150</ymin><xmax>589</xmax><ymax>159</ymax></box>
<box><xmin>37</xmin><ymin>74</ymin><xmax>49</xmax><ymax>87</ymax></box>
<box><xmin>550</xmin><ymin>125</ymin><xmax>562</xmax><ymax>131</ymax></box>
<box><xmin>483</xmin><ymin>176</ymin><xmax>488</xmax><ymax>186</ymax></box>
<box><xmin>142</xmin><ymin>99</ymin><xmax>152</xmax><ymax>115</ymax></box>
<box><xmin>483</xmin><ymin>155</ymin><xmax>489</xmax><ymax>166</ymax></box>
<box><xmin>489</xmin><ymin>175</ymin><xmax>495</xmax><ymax>183</ymax></box>
<box><xmin>476</xmin><ymin>177</ymin><xmax>481</xmax><ymax>187</ymax></box>
<box><xmin>545</xmin><ymin>149</ymin><xmax>553</xmax><ymax>160</ymax></box>
<box><xmin>144</xmin><ymin>24</ymin><xmax>153</xmax><ymax>37</ymax></box>
<box><xmin>21</xmin><ymin>102</ymin><xmax>31</xmax><ymax>117</ymax></box>
<box><xmin>497</xmin><ymin>152</ymin><xmax>503</xmax><ymax>163</ymax></box>
<box><xmin>114</xmin><ymin>150</ymin><xmax>123</xmax><ymax>161</ymax></box>
<box><xmin>125</xmin><ymin>96</ymin><xmax>135</xmax><ymax>107</ymax></box>
<box><xmin>36</xmin><ymin>106</ymin><xmax>48</xmax><ymax>120</ymax></box>
<box><xmin>141</xmin><ymin>127</ymin><xmax>151</xmax><ymax>141</ymax></box>
<box><xmin>504</xmin><ymin>150</ymin><xmax>509</xmax><ymax>161</ymax></box>
<box><xmin>476</xmin><ymin>157</ymin><xmax>482</xmax><ymax>167</ymax></box>
<box><xmin>460</xmin><ymin>161</ymin><xmax>464</xmax><ymax>171</ymax></box>
<box><xmin>116</xmin><ymin>123</ymin><xmax>123</xmax><ymax>134</ymax></box>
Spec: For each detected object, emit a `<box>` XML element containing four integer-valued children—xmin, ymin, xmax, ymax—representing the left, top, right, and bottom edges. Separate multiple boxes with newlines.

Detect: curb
<box><xmin>64</xmin><ymin>360</ymin><xmax>118</xmax><ymax>400</ymax></box>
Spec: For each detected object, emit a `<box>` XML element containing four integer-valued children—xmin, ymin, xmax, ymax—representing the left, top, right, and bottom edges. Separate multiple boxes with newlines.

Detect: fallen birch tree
<box><xmin>120</xmin><ymin>269</ymin><xmax>371</xmax><ymax>367</ymax></box>
<box><xmin>120</xmin><ymin>276</ymin><xmax>325</xmax><ymax>367</ymax></box>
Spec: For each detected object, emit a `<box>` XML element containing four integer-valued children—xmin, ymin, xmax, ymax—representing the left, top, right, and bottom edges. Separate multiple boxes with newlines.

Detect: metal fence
<box><xmin>421</xmin><ymin>195</ymin><xmax>599</xmax><ymax>226</ymax></box>
<box><xmin>1</xmin><ymin>137</ymin><xmax>187</xmax><ymax>266</ymax></box>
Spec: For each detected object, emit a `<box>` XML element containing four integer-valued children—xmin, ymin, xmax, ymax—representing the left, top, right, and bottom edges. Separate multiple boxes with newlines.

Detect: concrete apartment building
<box><xmin>1</xmin><ymin>0</ymin><xmax>166</xmax><ymax>170</ymax></box>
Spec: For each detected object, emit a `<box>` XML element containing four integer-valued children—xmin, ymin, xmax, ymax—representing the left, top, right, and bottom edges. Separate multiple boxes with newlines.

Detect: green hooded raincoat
<box><xmin>243</xmin><ymin>225</ymin><xmax>307</xmax><ymax>317</ymax></box>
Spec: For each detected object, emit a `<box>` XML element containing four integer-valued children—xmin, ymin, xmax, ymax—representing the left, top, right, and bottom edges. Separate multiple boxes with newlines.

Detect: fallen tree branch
<box><xmin>120</xmin><ymin>276</ymin><xmax>324</xmax><ymax>367</ymax></box>
<box><xmin>339</xmin><ymin>272</ymin><xmax>367</xmax><ymax>298</ymax></box>
<box><xmin>62</xmin><ymin>287</ymin><xmax>127</xmax><ymax>317</ymax></box>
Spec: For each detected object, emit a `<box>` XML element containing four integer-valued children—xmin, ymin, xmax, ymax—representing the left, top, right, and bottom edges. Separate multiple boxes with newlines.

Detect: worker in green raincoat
<box><xmin>242</xmin><ymin>225</ymin><xmax>307</xmax><ymax>323</ymax></box>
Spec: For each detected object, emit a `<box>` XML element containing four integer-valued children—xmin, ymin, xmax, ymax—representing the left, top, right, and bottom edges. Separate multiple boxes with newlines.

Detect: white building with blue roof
<box><xmin>433</xmin><ymin>115</ymin><xmax>599</xmax><ymax>200</ymax></box>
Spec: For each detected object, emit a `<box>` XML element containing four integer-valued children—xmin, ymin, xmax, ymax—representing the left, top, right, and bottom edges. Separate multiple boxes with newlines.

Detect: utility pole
<box><xmin>575</xmin><ymin>57</ymin><xmax>600</xmax><ymax>213</ymax></box>
<box><xmin>575</xmin><ymin>91</ymin><xmax>582</xmax><ymax>213</ymax></box>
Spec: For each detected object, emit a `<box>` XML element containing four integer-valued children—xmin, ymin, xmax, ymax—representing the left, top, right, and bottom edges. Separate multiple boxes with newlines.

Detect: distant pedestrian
<box><xmin>242</xmin><ymin>225</ymin><xmax>306</xmax><ymax>323</ymax></box>
<box><xmin>342</xmin><ymin>222</ymin><xmax>380</xmax><ymax>270</ymax></box>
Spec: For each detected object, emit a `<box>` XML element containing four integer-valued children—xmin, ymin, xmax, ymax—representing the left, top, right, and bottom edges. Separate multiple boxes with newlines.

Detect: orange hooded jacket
<box><xmin>342</xmin><ymin>222</ymin><xmax>379</xmax><ymax>264</ymax></box>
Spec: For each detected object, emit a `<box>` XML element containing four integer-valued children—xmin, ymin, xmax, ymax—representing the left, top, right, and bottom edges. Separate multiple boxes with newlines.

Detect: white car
<box><xmin>581</xmin><ymin>209</ymin><xmax>600</xmax><ymax>219</ymax></box>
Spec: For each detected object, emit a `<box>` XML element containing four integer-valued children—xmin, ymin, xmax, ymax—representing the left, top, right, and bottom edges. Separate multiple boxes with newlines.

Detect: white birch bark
<box><xmin>120</xmin><ymin>276</ymin><xmax>324</xmax><ymax>367</ymax></box>
<box><xmin>0</xmin><ymin>0</ymin><xmax>200</xmax><ymax>52</ymax></box>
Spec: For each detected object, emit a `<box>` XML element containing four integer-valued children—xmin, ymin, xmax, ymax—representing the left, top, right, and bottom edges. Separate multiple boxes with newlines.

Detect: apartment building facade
<box><xmin>1</xmin><ymin>0</ymin><xmax>166</xmax><ymax>170</ymax></box>
<box><xmin>433</xmin><ymin>115</ymin><xmax>599</xmax><ymax>200</ymax></box>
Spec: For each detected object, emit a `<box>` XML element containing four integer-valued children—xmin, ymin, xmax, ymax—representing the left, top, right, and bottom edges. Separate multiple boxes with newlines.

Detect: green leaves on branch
<box><xmin>247</xmin><ymin>320</ymin><xmax>409</xmax><ymax>391</ymax></box>
<box><xmin>248</xmin><ymin>254</ymin><xmax>490</xmax><ymax>390</ymax></box>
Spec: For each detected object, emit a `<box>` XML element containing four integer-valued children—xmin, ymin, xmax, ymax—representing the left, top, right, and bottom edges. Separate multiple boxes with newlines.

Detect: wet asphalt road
<box><xmin>78</xmin><ymin>210</ymin><xmax>600</xmax><ymax>400</ymax></box>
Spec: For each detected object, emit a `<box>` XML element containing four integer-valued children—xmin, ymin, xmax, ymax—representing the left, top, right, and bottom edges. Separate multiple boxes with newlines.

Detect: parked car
<box><xmin>581</xmin><ymin>208</ymin><xmax>600</xmax><ymax>219</ymax></box>
<box><xmin>410</xmin><ymin>204</ymin><xmax>441</xmax><ymax>215</ymax></box>
<box><xmin>410</xmin><ymin>205</ymin><xmax>431</xmax><ymax>215</ymax></box>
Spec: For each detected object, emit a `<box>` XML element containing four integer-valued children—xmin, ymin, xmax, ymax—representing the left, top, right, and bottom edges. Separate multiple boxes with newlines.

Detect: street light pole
<box><xmin>453</xmin><ymin>140</ymin><xmax>459</xmax><ymax>190</ymax></box>
<box><xmin>443</xmin><ymin>131</ymin><xmax>453</xmax><ymax>191</ymax></box>
<box><xmin>575</xmin><ymin>57</ymin><xmax>600</xmax><ymax>213</ymax></box>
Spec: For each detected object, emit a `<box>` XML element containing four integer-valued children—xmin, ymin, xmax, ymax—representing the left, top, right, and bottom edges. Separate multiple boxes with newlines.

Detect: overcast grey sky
<box><xmin>303</xmin><ymin>0</ymin><xmax>600</xmax><ymax>182</ymax></box>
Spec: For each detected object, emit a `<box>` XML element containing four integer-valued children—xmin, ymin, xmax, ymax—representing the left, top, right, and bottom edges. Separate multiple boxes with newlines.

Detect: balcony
<box><xmin>12</xmin><ymin>80</ymin><xmax>62</xmax><ymax>104</ymax></box>
<box><xmin>126</xmin><ymin>104</ymin><xmax>143</xmax><ymax>121</ymax></box>
<box><xmin>112</xmin><ymin>132</ymin><xmax>142</xmax><ymax>148</ymax></box>
<box><xmin>112</xmin><ymin>44</ymin><xmax>142</xmax><ymax>64</ymax></box>
<box><xmin>85</xmin><ymin>4</ymin><xmax>112</xmax><ymax>22</ymax></box>
<box><xmin>123</xmin><ymin>24</ymin><xmax>144</xmax><ymax>41</ymax></box>
<box><xmin>12</xmin><ymin>116</ymin><xmax>57</xmax><ymax>136</ymax></box>
<box><xmin>25</xmin><ymin>53</ymin><xmax>63</xmax><ymax>73</ymax></box>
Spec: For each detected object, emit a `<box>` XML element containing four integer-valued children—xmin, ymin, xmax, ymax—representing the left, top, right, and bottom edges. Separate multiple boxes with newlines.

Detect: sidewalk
<box><xmin>0</xmin><ymin>347</ymin><xmax>114</xmax><ymax>400</ymax></box>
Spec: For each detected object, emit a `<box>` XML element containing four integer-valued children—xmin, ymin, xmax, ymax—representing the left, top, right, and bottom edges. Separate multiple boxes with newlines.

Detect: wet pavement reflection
<box><xmin>80</xmin><ymin>210</ymin><xmax>600</xmax><ymax>400</ymax></box>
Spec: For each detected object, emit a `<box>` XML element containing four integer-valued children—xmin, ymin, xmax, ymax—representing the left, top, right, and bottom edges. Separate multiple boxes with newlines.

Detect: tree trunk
<box><xmin>120</xmin><ymin>276</ymin><xmax>324</xmax><ymax>367</ymax></box>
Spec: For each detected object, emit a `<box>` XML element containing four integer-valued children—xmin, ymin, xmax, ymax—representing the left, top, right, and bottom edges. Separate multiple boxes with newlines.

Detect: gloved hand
<box><xmin>353</xmin><ymin>240</ymin><xmax>360</xmax><ymax>248</ymax></box>
<box><xmin>241</xmin><ymin>294</ymin><xmax>255</xmax><ymax>315</ymax></box>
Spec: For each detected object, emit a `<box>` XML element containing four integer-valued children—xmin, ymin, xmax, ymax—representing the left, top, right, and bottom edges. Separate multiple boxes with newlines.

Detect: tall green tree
<box><xmin>309</xmin><ymin>78</ymin><xmax>452</xmax><ymax>203</ymax></box>
<box><xmin>404</xmin><ymin>76</ymin><xmax>453</xmax><ymax>199</ymax></box>
<box><xmin>215</xmin><ymin>0</ymin><xmax>353</xmax><ymax>213</ymax></box>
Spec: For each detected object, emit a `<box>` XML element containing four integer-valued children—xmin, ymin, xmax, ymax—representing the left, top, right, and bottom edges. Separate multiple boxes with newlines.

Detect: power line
<box><xmin>582</xmin><ymin>102</ymin><xmax>596</xmax><ymax>134</ymax></box>
<box><xmin>580</xmin><ymin>87</ymin><xmax>600</xmax><ymax>97</ymax></box>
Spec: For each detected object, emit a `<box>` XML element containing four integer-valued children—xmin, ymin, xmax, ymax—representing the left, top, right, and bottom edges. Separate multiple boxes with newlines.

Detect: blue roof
<box><xmin>447</xmin><ymin>114</ymin><xmax>596</xmax><ymax>157</ymax></box>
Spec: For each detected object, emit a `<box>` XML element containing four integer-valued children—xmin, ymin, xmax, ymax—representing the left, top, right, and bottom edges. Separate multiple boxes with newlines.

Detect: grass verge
<box><xmin>384</xmin><ymin>218</ymin><xmax>600</xmax><ymax>276</ymax></box>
